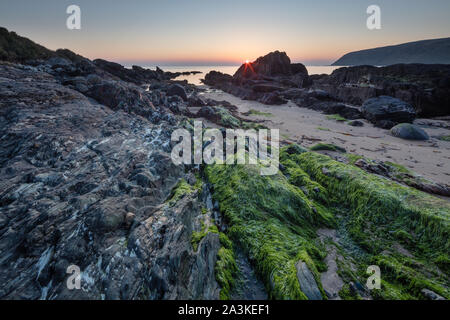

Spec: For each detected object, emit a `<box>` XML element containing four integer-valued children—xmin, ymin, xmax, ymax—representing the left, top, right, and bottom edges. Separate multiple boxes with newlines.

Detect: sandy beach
<box><xmin>200</xmin><ymin>87</ymin><xmax>450</xmax><ymax>186</ymax></box>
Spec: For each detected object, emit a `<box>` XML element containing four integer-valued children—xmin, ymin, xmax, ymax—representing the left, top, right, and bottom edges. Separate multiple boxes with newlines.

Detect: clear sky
<box><xmin>1</xmin><ymin>0</ymin><xmax>449</xmax><ymax>65</ymax></box>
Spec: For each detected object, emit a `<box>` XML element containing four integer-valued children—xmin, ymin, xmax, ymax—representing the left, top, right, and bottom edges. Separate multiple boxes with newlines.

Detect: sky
<box><xmin>0</xmin><ymin>0</ymin><xmax>449</xmax><ymax>66</ymax></box>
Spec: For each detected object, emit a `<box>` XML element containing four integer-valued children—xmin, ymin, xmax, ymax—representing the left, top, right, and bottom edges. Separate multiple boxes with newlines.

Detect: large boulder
<box><xmin>362</xmin><ymin>96</ymin><xmax>416</xmax><ymax>128</ymax></box>
<box><xmin>233</xmin><ymin>51</ymin><xmax>309</xmax><ymax>85</ymax></box>
<box><xmin>390</xmin><ymin>123</ymin><xmax>430</xmax><ymax>140</ymax></box>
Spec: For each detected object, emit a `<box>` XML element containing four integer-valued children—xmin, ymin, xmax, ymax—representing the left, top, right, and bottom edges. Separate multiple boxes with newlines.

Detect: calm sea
<box><xmin>144</xmin><ymin>65</ymin><xmax>343</xmax><ymax>85</ymax></box>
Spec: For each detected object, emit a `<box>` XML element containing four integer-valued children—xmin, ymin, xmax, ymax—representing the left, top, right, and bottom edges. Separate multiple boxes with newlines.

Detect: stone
<box><xmin>390</xmin><ymin>123</ymin><xmax>430</xmax><ymax>140</ymax></box>
<box><xmin>362</xmin><ymin>96</ymin><xmax>416</xmax><ymax>128</ymax></box>
<box><xmin>167</xmin><ymin>84</ymin><xmax>188</xmax><ymax>101</ymax></box>
<box><xmin>295</xmin><ymin>261</ymin><xmax>322</xmax><ymax>300</ymax></box>
<box><xmin>421</xmin><ymin>289</ymin><xmax>445</xmax><ymax>300</ymax></box>
<box><xmin>348</xmin><ymin>120</ymin><xmax>364</xmax><ymax>127</ymax></box>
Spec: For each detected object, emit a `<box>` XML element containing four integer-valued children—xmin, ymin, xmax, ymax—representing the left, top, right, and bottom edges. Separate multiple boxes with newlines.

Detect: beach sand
<box><xmin>200</xmin><ymin>87</ymin><xmax>450</xmax><ymax>186</ymax></box>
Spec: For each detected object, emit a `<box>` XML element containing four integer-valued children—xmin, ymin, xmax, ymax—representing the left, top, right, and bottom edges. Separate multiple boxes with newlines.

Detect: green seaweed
<box><xmin>310</xmin><ymin>143</ymin><xmax>346</xmax><ymax>153</ymax></box>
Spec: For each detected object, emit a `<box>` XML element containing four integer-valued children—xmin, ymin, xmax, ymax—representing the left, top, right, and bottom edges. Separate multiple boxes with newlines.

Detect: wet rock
<box><xmin>390</xmin><ymin>123</ymin><xmax>430</xmax><ymax>140</ymax></box>
<box><xmin>362</xmin><ymin>96</ymin><xmax>416</xmax><ymax>128</ymax></box>
<box><xmin>295</xmin><ymin>261</ymin><xmax>322</xmax><ymax>300</ymax></box>
<box><xmin>421</xmin><ymin>289</ymin><xmax>445</xmax><ymax>300</ymax></box>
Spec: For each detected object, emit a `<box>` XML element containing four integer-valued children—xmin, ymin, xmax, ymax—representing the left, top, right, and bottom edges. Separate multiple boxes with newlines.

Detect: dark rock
<box><xmin>362</xmin><ymin>96</ymin><xmax>416</xmax><ymax>127</ymax></box>
<box><xmin>390</xmin><ymin>123</ymin><xmax>430</xmax><ymax>140</ymax></box>
<box><xmin>259</xmin><ymin>92</ymin><xmax>287</xmax><ymax>105</ymax></box>
<box><xmin>93</xmin><ymin>59</ymin><xmax>161</xmax><ymax>84</ymax></box>
<box><xmin>348</xmin><ymin>120</ymin><xmax>364</xmax><ymax>127</ymax></box>
<box><xmin>0</xmin><ymin>62</ymin><xmax>219</xmax><ymax>300</ymax></box>
<box><xmin>188</xmin><ymin>94</ymin><xmax>206</xmax><ymax>107</ymax></box>
<box><xmin>234</xmin><ymin>51</ymin><xmax>299</xmax><ymax>82</ymax></box>
<box><xmin>202</xmin><ymin>71</ymin><xmax>233</xmax><ymax>87</ymax></box>
<box><xmin>251</xmin><ymin>83</ymin><xmax>285</xmax><ymax>93</ymax></box>
<box><xmin>376</xmin><ymin>120</ymin><xmax>396</xmax><ymax>129</ymax></box>
<box><xmin>167</xmin><ymin>84</ymin><xmax>188</xmax><ymax>101</ymax></box>
<box><xmin>312</xmin><ymin>64</ymin><xmax>450</xmax><ymax>117</ymax></box>
<box><xmin>87</xmin><ymin>80</ymin><xmax>155</xmax><ymax>118</ymax></box>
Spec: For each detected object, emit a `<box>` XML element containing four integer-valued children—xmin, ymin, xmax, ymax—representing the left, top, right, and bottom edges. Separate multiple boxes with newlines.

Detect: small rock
<box><xmin>421</xmin><ymin>289</ymin><xmax>445</xmax><ymax>300</ymax></box>
<box><xmin>295</xmin><ymin>261</ymin><xmax>322</xmax><ymax>300</ymax></box>
<box><xmin>125</xmin><ymin>212</ymin><xmax>136</xmax><ymax>227</ymax></box>
<box><xmin>348</xmin><ymin>120</ymin><xmax>364</xmax><ymax>127</ymax></box>
<box><xmin>391</xmin><ymin>123</ymin><xmax>430</xmax><ymax>141</ymax></box>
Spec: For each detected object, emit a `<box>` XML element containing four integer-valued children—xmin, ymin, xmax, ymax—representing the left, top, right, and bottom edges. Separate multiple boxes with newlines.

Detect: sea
<box><xmin>142</xmin><ymin>65</ymin><xmax>343</xmax><ymax>85</ymax></box>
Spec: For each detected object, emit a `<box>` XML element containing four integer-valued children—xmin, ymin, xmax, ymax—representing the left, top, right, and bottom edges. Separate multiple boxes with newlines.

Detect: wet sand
<box><xmin>200</xmin><ymin>87</ymin><xmax>450</xmax><ymax>185</ymax></box>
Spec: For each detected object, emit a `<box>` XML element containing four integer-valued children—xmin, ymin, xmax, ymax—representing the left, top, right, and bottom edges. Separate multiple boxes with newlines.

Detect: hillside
<box><xmin>0</xmin><ymin>27</ymin><xmax>57</xmax><ymax>62</ymax></box>
<box><xmin>332</xmin><ymin>38</ymin><xmax>450</xmax><ymax>66</ymax></box>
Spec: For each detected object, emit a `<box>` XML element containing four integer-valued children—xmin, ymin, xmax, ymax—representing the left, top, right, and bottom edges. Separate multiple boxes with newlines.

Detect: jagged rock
<box><xmin>93</xmin><ymin>59</ymin><xmax>161</xmax><ymax>84</ymax></box>
<box><xmin>391</xmin><ymin>123</ymin><xmax>430</xmax><ymax>140</ymax></box>
<box><xmin>295</xmin><ymin>261</ymin><xmax>322</xmax><ymax>300</ymax></box>
<box><xmin>203</xmin><ymin>51</ymin><xmax>309</xmax><ymax>105</ymax></box>
<box><xmin>0</xmin><ymin>62</ymin><xmax>219</xmax><ymax>300</ymax></box>
<box><xmin>234</xmin><ymin>51</ymin><xmax>299</xmax><ymax>82</ymax></box>
<box><xmin>87</xmin><ymin>80</ymin><xmax>155</xmax><ymax>118</ymax></box>
<box><xmin>362</xmin><ymin>96</ymin><xmax>416</xmax><ymax>128</ymax></box>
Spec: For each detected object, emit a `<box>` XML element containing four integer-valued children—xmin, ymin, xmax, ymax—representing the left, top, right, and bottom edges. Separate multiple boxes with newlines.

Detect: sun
<box><xmin>245</xmin><ymin>59</ymin><xmax>250</xmax><ymax>64</ymax></box>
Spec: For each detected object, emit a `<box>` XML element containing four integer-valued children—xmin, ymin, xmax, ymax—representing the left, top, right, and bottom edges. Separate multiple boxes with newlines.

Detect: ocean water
<box><xmin>144</xmin><ymin>65</ymin><xmax>344</xmax><ymax>85</ymax></box>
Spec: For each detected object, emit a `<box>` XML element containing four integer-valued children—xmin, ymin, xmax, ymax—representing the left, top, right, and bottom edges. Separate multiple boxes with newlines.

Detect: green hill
<box><xmin>332</xmin><ymin>38</ymin><xmax>450</xmax><ymax>66</ymax></box>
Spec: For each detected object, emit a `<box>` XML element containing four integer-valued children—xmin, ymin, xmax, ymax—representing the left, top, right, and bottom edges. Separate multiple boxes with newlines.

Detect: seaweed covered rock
<box><xmin>205</xmin><ymin>161</ymin><xmax>333</xmax><ymax>300</ymax></box>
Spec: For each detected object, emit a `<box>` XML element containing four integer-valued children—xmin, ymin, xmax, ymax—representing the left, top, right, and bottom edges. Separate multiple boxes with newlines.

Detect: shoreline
<box><xmin>197</xmin><ymin>86</ymin><xmax>450</xmax><ymax>187</ymax></box>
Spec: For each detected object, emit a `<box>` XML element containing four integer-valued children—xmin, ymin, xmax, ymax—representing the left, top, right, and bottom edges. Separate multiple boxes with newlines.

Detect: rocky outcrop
<box><xmin>233</xmin><ymin>51</ymin><xmax>306</xmax><ymax>84</ymax></box>
<box><xmin>93</xmin><ymin>59</ymin><xmax>163</xmax><ymax>84</ymax></box>
<box><xmin>0</xmin><ymin>62</ymin><xmax>220</xmax><ymax>300</ymax></box>
<box><xmin>203</xmin><ymin>51</ymin><xmax>309</xmax><ymax>105</ymax></box>
<box><xmin>312</xmin><ymin>64</ymin><xmax>450</xmax><ymax>117</ymax></box>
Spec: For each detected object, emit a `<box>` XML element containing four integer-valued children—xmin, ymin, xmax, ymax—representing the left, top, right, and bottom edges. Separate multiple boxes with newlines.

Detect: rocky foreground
<box><xmin>0</xmin><ymin>29</ymin><xmax>449</xmax><ymax>300</ymax></box>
